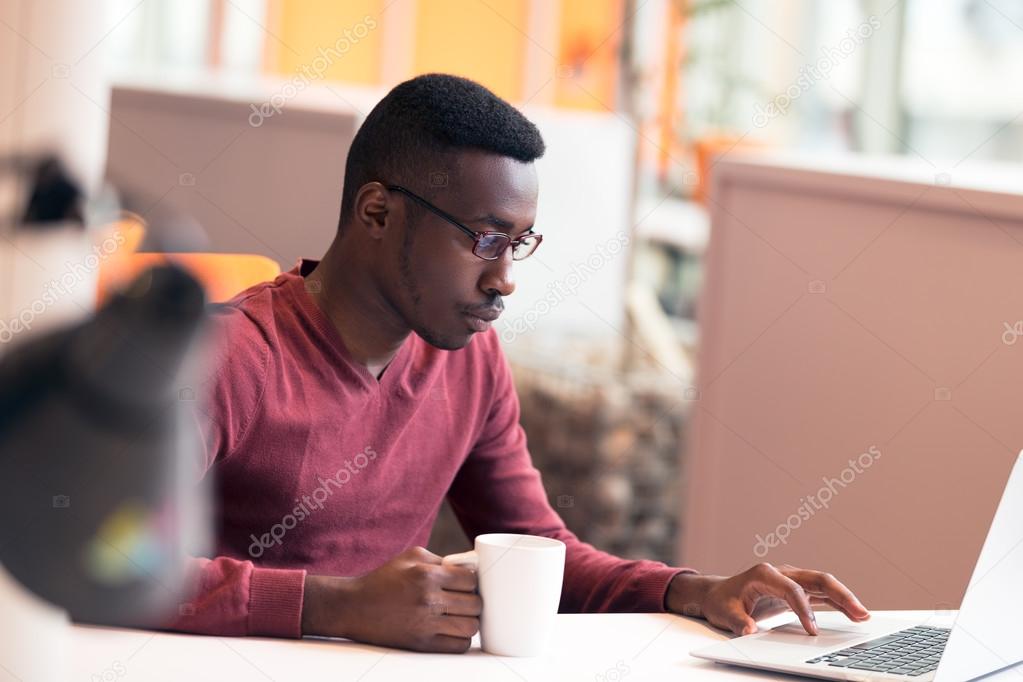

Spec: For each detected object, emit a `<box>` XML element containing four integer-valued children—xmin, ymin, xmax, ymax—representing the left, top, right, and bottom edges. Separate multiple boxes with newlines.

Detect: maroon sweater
<box><xmin>170</xmin><ymin>260</ymin><xmax>691</xmax><ymax>637</ymax></box>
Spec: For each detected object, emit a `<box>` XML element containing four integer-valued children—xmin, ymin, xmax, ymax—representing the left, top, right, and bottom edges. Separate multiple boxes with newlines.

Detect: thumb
<box><xmin>708</xmin><ymin>600</ymin><xmax>758</xmax><ymax>636</ymax></box>
<box><xmin>406</xmin><ymin>546</ymin><xmax>443</xmax><ymax>564</ymax></box>
<box><xmin>725</xmin><ymin>608</ymin><xmax>758</xmax><ymax>636</ymax></box>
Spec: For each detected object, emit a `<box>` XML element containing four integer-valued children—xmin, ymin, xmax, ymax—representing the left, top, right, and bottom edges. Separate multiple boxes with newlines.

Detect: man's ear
<box><xmin>354</xmin><ymin>182</ymin><xmax>390</xmax><ymax>240</ymax></box>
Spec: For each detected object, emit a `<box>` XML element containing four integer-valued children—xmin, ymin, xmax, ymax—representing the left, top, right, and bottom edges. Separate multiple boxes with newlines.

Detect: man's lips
<box><xmin>464</xmin><ymin>306</ymin><xmax>502</xmax><ymax>323</ymax></box>
<box><xmin>463</xmin><ymin>306</ymin><xmax>503</xmax><ymax>332</ymax></box>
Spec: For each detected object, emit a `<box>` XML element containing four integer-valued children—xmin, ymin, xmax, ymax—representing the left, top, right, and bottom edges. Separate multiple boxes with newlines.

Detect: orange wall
<box><xmin>554</xmin><ymin>0</ymin><xmax>623</xmax><ymax>109</ymax></box>
<box><xmin>271</xmin><ymin>0</ymin><xmax>383</xmax><ymax>85</ymax></box>
<box><xmin>267</xmin><ymin>0</ymin><xmax>623</xmax><ymax>110</ymax></box>
<box><xmin>412</xmin><ymin>0</ymin><xmax>528</xmax><ymax>103</ymax></box>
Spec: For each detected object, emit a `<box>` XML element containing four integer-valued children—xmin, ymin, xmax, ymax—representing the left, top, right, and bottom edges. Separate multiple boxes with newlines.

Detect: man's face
<box><xmin>383</xmin><ymin>150</ymin><xmax>538</xmax><ymax>350</ymax></box>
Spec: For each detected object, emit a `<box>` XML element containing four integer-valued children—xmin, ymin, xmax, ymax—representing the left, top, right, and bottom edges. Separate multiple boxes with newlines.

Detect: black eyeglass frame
<box><xmin>384</xmin><ymin>184</ymin><xmax>543</xmax><ymax>261</ymax></box>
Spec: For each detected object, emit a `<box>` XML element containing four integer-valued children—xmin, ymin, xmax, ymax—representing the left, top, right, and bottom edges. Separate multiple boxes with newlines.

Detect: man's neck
<box><xmin>304</xmin><ymin>244</ymin><xmax>409</xmax><ymax>378</ymax></box>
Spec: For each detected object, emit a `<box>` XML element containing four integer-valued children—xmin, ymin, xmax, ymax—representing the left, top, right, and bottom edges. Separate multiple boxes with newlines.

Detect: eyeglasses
<box><xmin>385</xmin><ymin>184</ymin><xmax>543</xmax><ymax>261</ymax></box>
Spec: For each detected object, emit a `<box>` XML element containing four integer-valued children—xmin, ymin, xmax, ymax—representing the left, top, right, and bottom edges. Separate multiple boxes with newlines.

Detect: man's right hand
<box><xmin>301</xmin><ymin>546</ymin><xmax>482</xmax><ymax>653</ymax></box>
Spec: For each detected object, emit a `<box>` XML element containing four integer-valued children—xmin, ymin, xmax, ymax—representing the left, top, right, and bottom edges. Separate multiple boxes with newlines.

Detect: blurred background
<box><xmin>3</xmin><ymin>0</ymin><xmax>1023</xmax><ymax>622</ymax></box>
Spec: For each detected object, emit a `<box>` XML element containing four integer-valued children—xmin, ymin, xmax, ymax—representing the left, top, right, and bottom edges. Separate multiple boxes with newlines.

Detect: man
<box><xmin>172</xmin><ymin>74</ymin><xmax>870</xmax><ymax>652</ymax></box>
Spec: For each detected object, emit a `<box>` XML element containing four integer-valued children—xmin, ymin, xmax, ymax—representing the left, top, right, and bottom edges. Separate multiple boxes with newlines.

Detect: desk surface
<box><xmin>70</xmin><ymin>611</ymin><xmax>1018</xmax><ymax>681</ymax></box>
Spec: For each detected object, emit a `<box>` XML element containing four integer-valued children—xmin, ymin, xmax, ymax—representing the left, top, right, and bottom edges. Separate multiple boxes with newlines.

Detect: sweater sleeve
<box><xmin>164</xmin><ymin>557</ymin><xmax>306</xmax><ymax>637</ymax></box>
<box><xmin>446</xmin><ymin>332</ymin><xmax>697</xmax><ymax>614</ymax></box>
<box><xmin>160</xmin><ymin>310</ymin><xmax>307</xmax><ymax>638</ymax></box>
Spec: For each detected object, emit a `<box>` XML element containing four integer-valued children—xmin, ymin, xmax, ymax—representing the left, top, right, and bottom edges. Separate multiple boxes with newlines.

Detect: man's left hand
<box><xmin>666</xmin><ymin>562</ymin><xmax>871</xmax><ymax>636</ymax></box>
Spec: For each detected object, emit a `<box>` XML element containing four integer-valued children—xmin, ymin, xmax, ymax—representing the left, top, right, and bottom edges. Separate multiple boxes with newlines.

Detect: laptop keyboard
<box><xmin>805</xmin><ymin>625</ymin><xmax>949</xmax><ymax>677</ymax></box>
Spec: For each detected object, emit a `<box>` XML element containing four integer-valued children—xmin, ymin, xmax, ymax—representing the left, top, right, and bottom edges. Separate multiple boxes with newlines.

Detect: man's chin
<box><xmin>414</xmin><ymin>327</ymin><xmax>477</xmax><ymax>351</ymax></box>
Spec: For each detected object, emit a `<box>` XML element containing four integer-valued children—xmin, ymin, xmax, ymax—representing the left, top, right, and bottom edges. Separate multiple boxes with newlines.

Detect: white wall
<box><xmin>499</xmin><ymin>107</ymin><xmax>634</xmax><ymax>352</ymax></box>
<box><xmin>0</xmin><ymin>0</ymin><xmax>110</xmax><ymax>193</ymax></box>
<box><xmin>0</xmin><ymin>0</ymin><xmax>113</xmax><ymax>354</ymax></box>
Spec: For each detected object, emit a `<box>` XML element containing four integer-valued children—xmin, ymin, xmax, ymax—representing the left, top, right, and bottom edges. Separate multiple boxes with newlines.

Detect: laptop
<box><xmin>691</xmin><ymin>452</ymin><xmax>1023</xmax><ymax>681</ymax></box>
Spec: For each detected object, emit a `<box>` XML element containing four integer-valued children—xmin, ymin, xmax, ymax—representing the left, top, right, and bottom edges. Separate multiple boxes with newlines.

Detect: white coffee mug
<box><xmin>443</xmin><ymin>533</ymin><xmax>565</xmax><ymax>657</ymax></box>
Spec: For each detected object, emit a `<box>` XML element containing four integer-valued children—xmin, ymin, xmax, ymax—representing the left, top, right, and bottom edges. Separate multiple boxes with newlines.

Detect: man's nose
<box><xmin>479</xmin><ymin>250</ymin><xmax>516</xmax><ymax>298</ymax></box>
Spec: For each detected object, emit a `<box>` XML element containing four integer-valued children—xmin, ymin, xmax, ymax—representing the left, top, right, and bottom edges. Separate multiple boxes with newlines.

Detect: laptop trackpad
<box><xmin>757</xmin><ymin>623</ymin><xmax>870</xmax><ymax>650</ymax></box>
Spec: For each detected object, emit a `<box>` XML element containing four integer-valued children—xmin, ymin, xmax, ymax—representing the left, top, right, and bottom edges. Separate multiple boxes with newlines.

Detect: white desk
<box><xmin>70</xmin><ymin>611</ymin><xmax>1021</xmax><ymax>681</ymax></box>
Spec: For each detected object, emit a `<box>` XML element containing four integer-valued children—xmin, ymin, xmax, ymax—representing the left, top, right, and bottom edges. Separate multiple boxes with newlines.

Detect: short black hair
<box><xmin>338</xmin><ymin>73</ymin><xmax>545</xmax><ymax>227</ymax></box>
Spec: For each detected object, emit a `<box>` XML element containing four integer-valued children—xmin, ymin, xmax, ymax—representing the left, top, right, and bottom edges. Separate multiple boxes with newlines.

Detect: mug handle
<box><xmin>441</xmin><ymin>550</ymin><xmax>479</xmax><ymax>570</ymax></box>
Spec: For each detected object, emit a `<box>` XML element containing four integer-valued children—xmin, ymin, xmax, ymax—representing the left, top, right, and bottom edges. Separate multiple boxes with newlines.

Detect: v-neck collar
<box><xmin>289</xmin><ymin>259</ymin><xmax>414</xmax><ymax>392</ymax></box>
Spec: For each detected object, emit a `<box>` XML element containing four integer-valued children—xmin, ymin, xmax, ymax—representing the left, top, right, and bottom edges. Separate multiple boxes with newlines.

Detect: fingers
<box><xmin>441</xmin><ymin>551</ymin><xmax>478</xmax><ymax>570</ymax></box>
<box><xmin>748</xmin><ymin>595</ymin><xmax>793</xmax><ymax>621</ymax></box>
<box><xmin>425</xmin><ymin>634</ymin><xmax>474</xmax><ymax>654</ymax></box>
<box><xmin>748</xmin><ymin>564</ymin><xmax>817</xmax><ymax>635</ymax></box>
<box><xmin>437</xmin><ymin>564</ymin><xmax>478</xmax><ymax>593</ymax></box>
<box><xmin>442</xmin><ymin>591</ymin><xmax>482</xmax><ymax>617</ymax></box>
<box><xmin>784</xmin><ymin>567</ymin><xmax>870</xmax><ymax>621</ymax></box>
<box><xmin>807</xmin><ymin>595</ymin><xmax>869</xmax><ymax>623</ymax></box>
<box><xmin>434</xmin><ymin>614</ymin><xmax>480</xmax><ymax>640</ymax></box>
